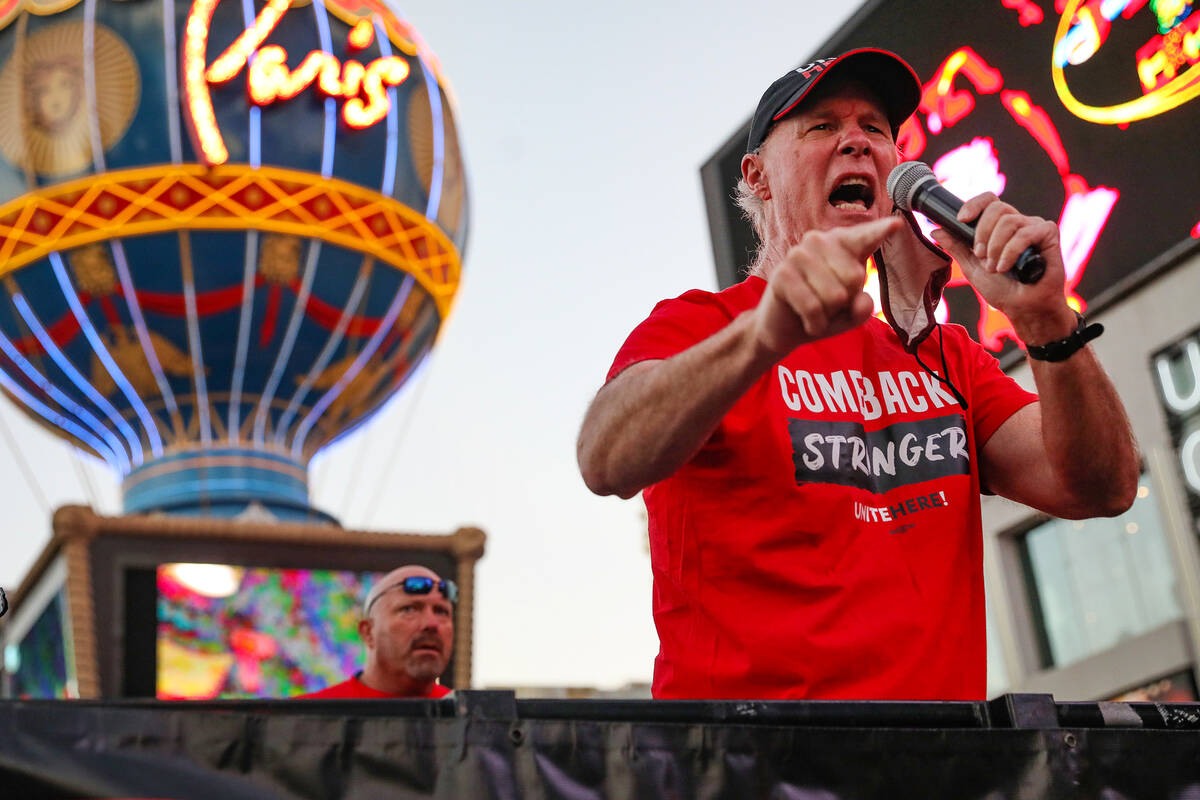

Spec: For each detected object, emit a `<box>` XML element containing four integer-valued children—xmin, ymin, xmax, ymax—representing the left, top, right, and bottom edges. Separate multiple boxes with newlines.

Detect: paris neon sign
<box><xmin>184</xmin><ymin>0</ymin><xmax>414</xmax><ymax>166</ymax></box>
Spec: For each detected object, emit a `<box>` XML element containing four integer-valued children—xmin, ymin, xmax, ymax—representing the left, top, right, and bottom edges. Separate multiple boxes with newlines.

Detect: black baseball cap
<box><xmin>746</xmin><ymin>48</ymin><xmax>922</xmax><ymax>154</ymax></box>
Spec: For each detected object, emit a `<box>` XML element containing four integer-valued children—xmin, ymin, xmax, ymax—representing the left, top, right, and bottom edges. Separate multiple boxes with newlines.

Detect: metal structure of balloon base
<box><xmin>0</xmin><ymin>505</ymin><xmax>485</xmax><ymax>700</ymax></box>
<box><xmin>122</xmin><ymin>446</ymin><xmax>336</xmax><ymax>523</ymax></box>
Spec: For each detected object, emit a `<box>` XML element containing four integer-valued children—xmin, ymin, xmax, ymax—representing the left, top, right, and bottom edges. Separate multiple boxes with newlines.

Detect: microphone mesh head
<box><xmin>886</xmin><ymin>161</ymin><xmax>936</xmax><ymax>212</ymax></box>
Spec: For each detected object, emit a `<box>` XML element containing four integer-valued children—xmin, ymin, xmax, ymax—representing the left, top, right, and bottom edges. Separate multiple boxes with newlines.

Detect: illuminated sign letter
<box><xmin>183</xmin><ymin>0</ymin><xmax>412</xmax><ymax>166</ymax></box>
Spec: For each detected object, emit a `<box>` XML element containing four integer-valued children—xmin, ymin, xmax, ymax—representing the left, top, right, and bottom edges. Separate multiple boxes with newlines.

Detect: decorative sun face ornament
<box><xmin>0</xmin><ymin>21</ymin><xmax>138</xmax><ymax>176</ymax></box>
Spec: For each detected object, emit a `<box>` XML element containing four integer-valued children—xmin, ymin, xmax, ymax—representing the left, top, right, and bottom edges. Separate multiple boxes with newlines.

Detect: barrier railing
<box><xmin>3</xmin><ymin>692</ymin><xmax>1199</xmax><ymax>798</ymax></box>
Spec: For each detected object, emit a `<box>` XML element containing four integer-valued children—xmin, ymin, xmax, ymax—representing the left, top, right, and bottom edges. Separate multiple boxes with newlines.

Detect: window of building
<box><xmin>1019</xmin><ymin>475</ymin><xmax>1181</xmax><ymax>669</ymax></box>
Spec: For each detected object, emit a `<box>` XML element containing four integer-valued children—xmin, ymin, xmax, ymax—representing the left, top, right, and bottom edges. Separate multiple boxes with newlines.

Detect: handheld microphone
<box><xmin>887</xmin><ymin>161</ymin><xmax>1045</xmax><ymax>284</ymax></box>
<box><xmin>0</xmin><ymin>587</ymin><xmax>7</xmax><ymax>618</ymax></box>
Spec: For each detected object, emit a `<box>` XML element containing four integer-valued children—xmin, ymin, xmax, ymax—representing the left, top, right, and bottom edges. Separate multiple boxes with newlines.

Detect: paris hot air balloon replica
<box><xmin>0</xmin><ymin>0</ymin><xmax>467</xmax><ymax>520</ymax></box>
<box><xmin>0</xmin><ymin>0</ymin><xmax>485</xmax><ymax>701</ymax></box>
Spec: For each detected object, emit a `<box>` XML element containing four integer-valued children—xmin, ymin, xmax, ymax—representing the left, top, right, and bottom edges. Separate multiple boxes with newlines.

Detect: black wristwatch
<box><xmin>1025</xmin><ymin>312</ymin><xmax>1103</xmax><ymax>362</ymax></box>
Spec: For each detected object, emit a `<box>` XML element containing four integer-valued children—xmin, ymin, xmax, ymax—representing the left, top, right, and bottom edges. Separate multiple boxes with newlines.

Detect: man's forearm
<box><xmin>1029</xmin><ymin>347</ymin><xmax>1139</xmax><ymax>516</ymax></box>
<box><xmin>577</xmin><ymin>312</ymin><xmax>776</xmax><ymax>498</ymax></box>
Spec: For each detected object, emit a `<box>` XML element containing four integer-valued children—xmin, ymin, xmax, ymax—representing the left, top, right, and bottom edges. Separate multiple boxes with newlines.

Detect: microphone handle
<box><xmin>912</xmin><ymin>182</ymin><xmax>1044</xmax><ymax>284</ymax></box>
<box><xmin>1012</xmin><ymin>248</ymin><xmax>1046</xmax><ymax>285</ymax></box>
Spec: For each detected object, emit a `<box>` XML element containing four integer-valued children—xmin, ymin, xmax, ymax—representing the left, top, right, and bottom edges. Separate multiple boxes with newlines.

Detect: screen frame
<box><xmin>90</xmin><ymin>534</ymin><xmax>461</xmax><ymax>698</ymax></box>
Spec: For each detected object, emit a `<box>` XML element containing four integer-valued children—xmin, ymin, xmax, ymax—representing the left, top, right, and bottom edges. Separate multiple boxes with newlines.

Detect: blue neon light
<box><xmin>273</xmin><ymin>262</ymin><xmax>371</xmax><ymax>446</ymax></box>
<box><xmin>178</xmin><ymin>238</ymin><xmax>213</xmax><ymax>446</ymax></box>
<box><xmin>49</xmin><ymin>254</ymin><xmax>164</xmax><ymax>457</ymax></box>
<box><xmin>110</xmin><ymin>240</ymin><xmax>180</xmax><ymax>420</ymax></box>
<box><xmin>0</xmin><ymin>332</ymin><xmax>125</xmax><ymax>471</ymax></box>
<box><xmin>227</xmin><ymin>231</ymin><xmax>259</xmax><ymax>444</ymax></box>
<box><xmin>387</xmin><ymin>6</ymin><xmax>444</xmax><ymax>219</ymax></box>
<box><xmin>83</xmin><ymin>0</ymin><xmax>105</xmax><ymax>173</ymax></box>
<box><xmin>162</xmin><ymin>0</ymin><xmax>183</xmax><ymax>163</ymax></box>
<box><xmin>0</xmin><ymin>368</ymin><xmax>119</xmax><ymax>470</ymax></box>
<box><xmin>418</xmin><ymin>54</ymin><xmax>445</xmax><ymax>219</ymax></box>
<box><xmin>240</xmin><ymin>0</ymin><xmax>262</xmax><ymax>168</ymax></box>
<box><xmin>375</xmin><ymin>19</ymin><xmax>399</xmax><ymax>197</ymax></box>
<box><xmin>253</xmin><ymin>241</ymin><xmax>321</xmax><ymax>445</ymax></box>
<box><xmin>290</xmin><ymin>275</ymin><xmax>415</xmax><ymax>459</ymax></box>
<box><xmin>1054</xmin><ymin>0</ymin><xmax>1142</xmax><ymax>67</ymax></box>
<box><xmin>10</xmin><ymin>292</ymin><xmax>141</xmax><ymax>467</ymax></box>
<box><xmin>1100</xmin><ymin>0</ymin><xmax>1131</xmax><ymax>19</ymax></box>
<box><xmin>313</xmin><ymin>0</ymin><xmax>336</xmax><ymax>178</ymax></box>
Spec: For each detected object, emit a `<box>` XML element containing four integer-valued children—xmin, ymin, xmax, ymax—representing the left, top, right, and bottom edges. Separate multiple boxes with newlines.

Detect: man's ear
<box><xmin>741</xmin><ymin>152</ymin><xmax>770</xmax><ymax>200</ymax></box>
<box><xmin>358</xmin><ymin>617</ymin><xmax>374</xmax><ymax>648</ymax></box>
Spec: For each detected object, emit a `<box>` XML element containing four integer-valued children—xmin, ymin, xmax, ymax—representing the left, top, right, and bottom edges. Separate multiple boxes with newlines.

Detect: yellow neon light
<box><xmin>0</xmin><ymin>164</ymin><xmax>461</xmax><ymax>317</ymax></box>
<box><xmin>183</xmin><ymin>0</ymin><xmax>228</xmax><ymax>165</ymax></box>
<box><xmin>938</xmin><ymin>51</ymin><xmax>967</xmax><ymax>95</ymax></box>
<box><xmin>242</xmin><ymin>45</ymin><xmax>409</xmax><ymax>129</ymax></box>
<box><xmin>184</xmin><ymin>0</ymin><xmax>414</xmax><ymax>166</ymax></box>
<box><xmin>1052</xmin><ymin>0</ymin><xmax>1200</xmax><ymax>123</ymax></box>
<box><xmin>205</xmin><ymin>0</ymin><xmax>291</xmax><ymax>84</ymax></box>
<box><xmin>0</xmin><ymin>0</ymin><xmax>84</xmax><ymax>35</ymax></box>
<box><xmin>347</xmin><ymin>19</ymin><xmax>374</xmax><ymax>50</ymax></box>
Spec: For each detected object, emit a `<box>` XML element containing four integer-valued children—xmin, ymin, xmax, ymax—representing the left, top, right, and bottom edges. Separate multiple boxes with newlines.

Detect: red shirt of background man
<box><xmin>299</xmin><ymin>672</ymin><xmax>451</xmax><ymax>699</ymax></box>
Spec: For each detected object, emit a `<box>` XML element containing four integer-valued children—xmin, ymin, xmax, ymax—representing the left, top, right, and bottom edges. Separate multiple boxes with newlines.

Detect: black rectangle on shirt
<box><xmin>787</xmin><ymin>414</ymin><xmax>969</xmax><ymax>493</ymax></box>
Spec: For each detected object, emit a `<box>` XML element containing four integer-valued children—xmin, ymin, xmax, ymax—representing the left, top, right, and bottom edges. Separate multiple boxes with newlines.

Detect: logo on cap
<box><xmin>794</xmin><ymin>58</ymin><xmax>834</xmax><ymax>80</ymax></box>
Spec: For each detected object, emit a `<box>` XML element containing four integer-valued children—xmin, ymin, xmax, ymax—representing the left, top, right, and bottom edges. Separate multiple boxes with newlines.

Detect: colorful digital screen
<box><xmin>156</xmin><ymin>564</ymin><xmax>385</xmax><ymax>699</ymax></box>
<box><xmin>7</xmin><ymin>590</ymin><xmax>73</xmax><ymax>699</ymax></box>
<box><xmin>705</xmin><ymin>0</ymin><xmax>1200</xmax><ymax>355</ymax></box>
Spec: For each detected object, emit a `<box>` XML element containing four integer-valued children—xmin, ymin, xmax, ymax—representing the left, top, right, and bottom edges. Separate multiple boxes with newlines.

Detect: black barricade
<box><xmin>3</xmin><ymin>692</ymin><xmax>1200</xmax><ymax>799</ymax></box>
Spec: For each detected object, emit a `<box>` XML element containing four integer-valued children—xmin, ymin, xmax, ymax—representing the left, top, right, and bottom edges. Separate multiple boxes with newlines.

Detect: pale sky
<box><xmin>0</xmin><ymin>0</ymin><xmax>859</xmax><ymax>690</ymax></box>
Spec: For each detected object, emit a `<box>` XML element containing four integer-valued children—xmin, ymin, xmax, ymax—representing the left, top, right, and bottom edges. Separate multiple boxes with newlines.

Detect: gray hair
<box><xmin>734</xmin><ymin>175</ymin><xmax>768</xmax><ymax>277</ymax></box>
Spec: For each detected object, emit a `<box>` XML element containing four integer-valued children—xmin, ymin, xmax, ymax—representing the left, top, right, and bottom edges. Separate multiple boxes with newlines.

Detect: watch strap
<box><xmin>1025</xmin><ymin>312</ymin><xmax>1103</xmax><ymax>362</ymax></box>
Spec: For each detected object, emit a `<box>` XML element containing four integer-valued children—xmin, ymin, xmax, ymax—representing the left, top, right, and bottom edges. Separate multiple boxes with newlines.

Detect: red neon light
<box><xmin>920</xmin><ymin>48</ymin><xmax>1004</xmax><ymax>131</ymax></box>
<box><xmin>1058</xmin><ymin>176</ymin><xmax>1119</xmax><ymax>287</ymax></box>
<box><xmin>1054</xmin><ymin>0</ymin><xmax>1152</xmax><ymax>23</ymax></box>
<box><xmin>904</xmin><ymin>49</ymin><xmax>1124</xmax><ymax>351</ymax></box>
<box><xmin>1000</xmin><ymin>90</ymin><xmax>1070</xmax><ymax>175</ymax></box>
<box><xmin>1120</xmin><ymin>0</ymin><xmax>1152</xmax><ymax>18</ymax></box>
<box><xmin>896</xmin><ymin>117</ymin><xmax>927</xmax><ymax>161</ymax></box>
<box><xmin>1001</xmin><ymin>0</ymin><xmax>1045</xmax><ymax>26</ymax></box>
<box><xmin>1136</xmin><ymin>10</ymin><xmax>1200</xmax><ymax>92</ymax></box>
<box><xmin>183</xmin><ymin>0</ymin><xmax>413</xmax><ymax>166</ymax></box>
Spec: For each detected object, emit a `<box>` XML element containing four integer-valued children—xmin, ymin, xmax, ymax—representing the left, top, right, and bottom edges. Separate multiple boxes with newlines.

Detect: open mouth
<box><xmin>828</xmin><ymin>178</ymin><xmax>874</xmax><ymax>212</ymax></box>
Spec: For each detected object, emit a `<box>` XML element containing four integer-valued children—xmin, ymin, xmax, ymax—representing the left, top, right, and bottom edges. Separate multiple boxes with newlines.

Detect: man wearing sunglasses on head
<box><xmin>297</xmin><ymin>565</ymin><xmax>455</xmax><ymax>699</ymax></box>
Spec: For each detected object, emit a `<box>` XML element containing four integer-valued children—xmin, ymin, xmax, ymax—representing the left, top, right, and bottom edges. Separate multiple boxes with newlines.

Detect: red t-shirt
<box><xmin>607</xmin><ymin>277</ymin><xmax>1036</xmax><ymax>701</ymax></box>
<box><xmin>296</xmin><ymin>674</ymin><xmax>451</xmax><ymax>699</ymax></box>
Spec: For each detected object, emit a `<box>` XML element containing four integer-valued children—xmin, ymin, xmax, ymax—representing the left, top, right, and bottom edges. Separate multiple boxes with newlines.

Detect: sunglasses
<box><xmin>365</xmin><ymin>575</ymin><xmax>458</xmax><ymax>614</ymax></box>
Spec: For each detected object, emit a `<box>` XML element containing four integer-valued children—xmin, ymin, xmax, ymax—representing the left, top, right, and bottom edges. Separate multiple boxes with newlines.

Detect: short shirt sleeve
<box><xmin>956</xmin><ymin>326</ymin><xmax>1039</xmax><ymax>448</ymax></box>
<box><xmin>606</xmin><ymin>281</ymin><xmax>762</xmax><ymax>383</ymax></box>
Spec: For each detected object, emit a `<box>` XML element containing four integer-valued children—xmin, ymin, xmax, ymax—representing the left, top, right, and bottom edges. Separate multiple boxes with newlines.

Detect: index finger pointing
<box><xmin>839</xmin><ymin>216</ymin><xmax>905</xmax><ymax>261</ymax></box>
